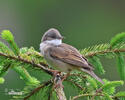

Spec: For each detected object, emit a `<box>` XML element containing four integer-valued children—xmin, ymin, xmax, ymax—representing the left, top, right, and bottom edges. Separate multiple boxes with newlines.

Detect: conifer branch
<box><xmin>71</xmin><ymin>93</ymin><xmax>125</xmax><ymax>100</ymax></box>
<box><xmin>0</xmin><ymin>30</ymin><xmax>125</xmax><ymax>100</ymax></box>
<box><xmin>69</xmin><ymin>73</ymin><xmax>87</xmax><ymax>79</ymax></box>
<box><xmin>71</xmin><ymin>93</ymin><xmax>104</xmax><ymax>100</ymax></box>
<box><xmin>85</xmin><ymin>48</ymin><xmax>125</xmax><ymax>57</ymax></box>
<box><xmin>0</xmin><ymin>52</ymin><xmax>53</xmax><ymax>75</ymax></box>
<box><xmin>0</xmin><ymin>63</ymin><xmax>11</xmax><ymax>77</ymax></box>
<box><xmin>24</xmin><ymin>80</ymin><xmax>52</xmax><ymax>100</ymax></box>
<box><xmin>66</xmin><ymin>79</ymin><xmax>84</xmax><ymax>90</ymax></box>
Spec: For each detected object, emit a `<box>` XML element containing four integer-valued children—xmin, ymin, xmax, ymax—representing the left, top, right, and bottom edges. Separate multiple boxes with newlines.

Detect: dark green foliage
<box><xmin>115</xmin><ymin>91</ymin><xmax>125</xmax><ymax>97</ymax></box>
<box><xmin>102</xmin><ymin>79</ymin><xmax>115</xmax><ymax>95</ymax></box>
<box><xmin>88</xmin><ymin>56</ymin><xmax>105</xmax><ymax>74</ymax></box>
<box><xmin>103</xmin><ymin>93</ymin><xmax>113</xmax><ymax>100</ymax></box>
<box><xmin>12</xmin><ymin>65</ymin><xmax>40</xmax><ymax>85</ymax></box>
<box><xmin>102</xmin><ymin>80</ymin><xmax>124</xmax><ymax>89</ymax></box>
<box><xmin>0</xmin><ymin>30</ymin><xmax>40</xmax><ymax>85</ymax></box>
<box><xmin>0</xmin><ymin>42</ymin><xmax>14</xmax><ymax>55</ymax></box>
<box><xmin>119</xmin><ymin>97</ymin><xmax>125</xmax><ymax>100</ymax></box>
<box><xmin>116</xmin><ymin>53</ymin><xmax>125</xmax><ymax>80</ymax></box>
<box><xmin>0</xmin><ymin>57</ymin><xmax>12</xmax><ymax>77</ymax></box>
<box><xmin>0</xmin><ymin>30</ymin><xmax>125</xmax><ymax>100</ymax></box>
<box><xmin>31</xmin><ymin>83</ymin><xmax>52</xmax><ymax>100</ymax></box>
<box><xmin>80</xmin><ymin>43</ymin><xmax>110</xmax><ymax>56</ymax></box>
<box><xmin>110</xmin><ymin>32</ymin><xmax>125</xmax><ymax>48</ymax></box>
<box><xmin>101</xmin><ymin>80</ymin><xmax>123</xmax><ymax>94</ymax></box>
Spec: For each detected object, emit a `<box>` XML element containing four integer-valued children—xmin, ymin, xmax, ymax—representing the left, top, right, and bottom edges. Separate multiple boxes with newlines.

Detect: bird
<box><xmin>40</xmin><ymin>28</ymin><xmax>104</xmax><ymax>84</ymax></box>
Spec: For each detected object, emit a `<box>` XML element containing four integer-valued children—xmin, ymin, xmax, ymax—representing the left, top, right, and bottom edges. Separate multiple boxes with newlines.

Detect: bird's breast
<box><xmin>40</xmin><ymin>42</ymin><xmax>49</xmax><ymax>55</ymax></box>
<box><xmin>44</xmin><ymin>53</ymin><xmax>73</xmax><ymax>73</ymax></box>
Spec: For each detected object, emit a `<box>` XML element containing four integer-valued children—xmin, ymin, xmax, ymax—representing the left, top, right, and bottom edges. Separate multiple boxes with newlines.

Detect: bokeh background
<box><xmin>0</xmin><ymin>0</ymin><xmax>125</xmax><ymax>99</ymax></box>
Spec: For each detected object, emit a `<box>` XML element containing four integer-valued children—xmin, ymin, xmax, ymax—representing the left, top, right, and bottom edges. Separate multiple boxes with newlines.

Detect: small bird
<box><xmin>40</xmin><ymin>28</ymin><xmax>104</xmax><ymax>84</ymax></box>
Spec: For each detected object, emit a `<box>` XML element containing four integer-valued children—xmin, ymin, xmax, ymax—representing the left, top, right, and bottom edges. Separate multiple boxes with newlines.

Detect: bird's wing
<box><xmin>49</xmin><ymin>43</ymin><xmax>94</xmax><ymax>70</ymax></box>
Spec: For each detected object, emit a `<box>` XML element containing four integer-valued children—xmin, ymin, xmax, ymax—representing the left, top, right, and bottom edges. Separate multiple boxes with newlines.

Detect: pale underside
<box><xmin>40</xmin><ymin>42</ymin><xmax>94</xmax><ymax>73</ymax></box>
<box><xmin>40</xmin><ymin>39</ymin><xmax>104</xmax><ymax>84</ymax></box>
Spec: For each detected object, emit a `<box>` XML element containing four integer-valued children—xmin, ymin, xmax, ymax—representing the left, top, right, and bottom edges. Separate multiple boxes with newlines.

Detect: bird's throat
<box><xmin>45</xmin><ymin>39</ymin><xmax>62</xmax><ymax>45</ymax></box>
<box><xmin>40</xmin><ymin>39</ymin><xmax>62</xmax><ymax>55</ymax></box>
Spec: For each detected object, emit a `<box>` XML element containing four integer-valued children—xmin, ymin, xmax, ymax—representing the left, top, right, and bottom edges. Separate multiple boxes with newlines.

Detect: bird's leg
<box><xmin>53</xmin><ymin>72</ymin><xmax>70</xmax><ymax>89</ymax></box>
<box><xmin>49</xmin><ymin>69</ymin><xmax>61</xmax><ymax>77</ymax></box>
<box><xmin>61</xmin><ymin>72</ymin><xmax>71</xmax><ymax>82</ymax></box>
<box><xmin>48</xmin><ymin>69</ymin><xmax>63</xmax><ymax>89</ymax></box>
<box><xmin>49</xmin><ymin>69</ymin><xmax>64</xmax><ymax>88</ymax></box>
<box><xmin>52</xmin><ymin>71</ymin><xmax>71</xmax><ymax>89</ymax></box>
<box><xmin>53</xmin><ymin>72</ymin><xmax>71</xmax><ymax>89</ymax></box>
<box><xmin>53</xmin><ymin>73</ymin><xmax>64</xmax><ymax>89</ymax></box>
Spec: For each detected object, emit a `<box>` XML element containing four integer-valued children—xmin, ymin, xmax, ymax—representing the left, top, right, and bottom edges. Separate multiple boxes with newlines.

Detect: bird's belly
<box><xmin>45</xmin><ymin>56</ymin><xmax>73</xmax><ymax>73</ymax></box>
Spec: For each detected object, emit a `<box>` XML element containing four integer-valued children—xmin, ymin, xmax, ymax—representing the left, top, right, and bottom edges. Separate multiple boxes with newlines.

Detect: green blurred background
<box><xmin>0</xmin><ymin>0</ymin><xmax>125</xmax><ymax>99</ymax></box>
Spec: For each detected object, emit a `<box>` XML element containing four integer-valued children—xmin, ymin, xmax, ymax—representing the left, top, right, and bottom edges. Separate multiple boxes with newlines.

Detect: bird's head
<box><xmin>41</xmin><ymin>28</ymin><xmax>64</xmax><ymax>45</ymax></box>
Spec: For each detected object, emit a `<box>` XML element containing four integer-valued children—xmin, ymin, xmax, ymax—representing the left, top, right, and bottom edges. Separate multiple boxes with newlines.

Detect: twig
<box><xmin>0</xmin><ymin>52</ymin><xmax>53</xmax><ymax>75</ymax></box>
<box><xmin>112</xmin><ymin>95</ymin><xmax>125</xmax><ymax>99</ymax></box>
<box><xmin>72</xmin><ymin>90</ymin><xmax>125</xmax><ymax>100</ymax></box>
<box><xmin>24</xmin><ymin>80</ymin><xmax>51</xmax><ymax>100</ymax></box>
<box><xmin>69</xmin><ymin>73</ymin><xmax>87</xmax><ymax>79</ymax></box>
<box><xmin>86</xmin><ymin>48</ymin><xmax>125</xmax><ymax>57</ymax></box>
<box><xmin>0</xmin><ymin>63</ymin><xmax>11</xmax><ymax>76</ymax></box>
<box><xmin>90</xmin><ymin>88</ymin><xmax>102</xmax><ymax>100</ymax></box>
<box><xmin>48</xmin><ymin>83</ymin><xmax>53</xmax><ymax>100</ymax></box>
<box><xmin>71</xmin><ymin>93</ymin><xmax>104</xmax><ymax>100</ymax></box>
<box><xmin>1</xmin><ymin>48</ymin><xmax>125</xmax><ymax>75</ymax></box>
<box><xmin>66</xmin><ymin>79</ymin><xmax>84</xmax><ymax>90</ymax></box>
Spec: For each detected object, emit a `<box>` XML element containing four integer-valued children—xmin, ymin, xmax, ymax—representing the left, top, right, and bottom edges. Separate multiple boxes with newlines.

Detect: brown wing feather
<box><xmin>49</xmin><ymin>43</ymin><xmax>94</xmax><ymax>70</ymax></box>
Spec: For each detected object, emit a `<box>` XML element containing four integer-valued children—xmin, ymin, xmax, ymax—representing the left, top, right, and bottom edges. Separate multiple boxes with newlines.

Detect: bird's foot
<box><xmin>49</xmin><ymin>69</ymin><xmax>61</xmax><ymax>77</ymax></box>
<box><xmin>54</xmin><ymin>73</ymin><xmax>70</xmax><ymax>89</ymax></box>
<box><xmin>53</xmin><ymin>73</ymin><xmax>64</xmax><ymax>89</ymax></box>
<box><xmin>52</xmin><ymin>71</ymin><xmax>70</xmax><ymax>89</ymax></box>
<box><xmin>61</xmin><ymin>72</ymin><xmax>70</xmax><ymax>81</ymax></box>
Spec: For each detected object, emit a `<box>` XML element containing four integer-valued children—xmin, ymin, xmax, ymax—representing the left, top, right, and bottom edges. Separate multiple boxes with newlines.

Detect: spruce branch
<box><xmin>113</xmin><ymin>91</ymin><xmax>125</xmax><ymax>98</ymax></box>
<box><xmin>0</xmin><ymin>30</ymin><xmax>125</xmax><ymax>100</ymax></box>
<box><xmin>90</xmin><ymin>88</ymin><xmax>103</xmax><ymax>100</ymax></box>
<box><xmin>48</xmin><ymin>85</ymin><xmax>53</xmax><ymax>100</ymax></box>
<box><xmin>0</xmin><ymin>52</ymin><xmax>53</xmax><ymax>75</ymax></box>
<box><xmin>13</xmin><ymin>66</ymin><xmax>40</xmax><ymax>85</ymax></box>
<box><xmin>1</xmin><ymin>30</ymin><xmax>19</xmax><ymax>55</ymax></box>
<box><xmin>85</xmin><ymin>48</ymin><xmax>125</xmax><ymax>57</ymax></box>
<box><xmin>116</xmin><ymin>53</ymin><xmax>125</xmax><ymax>80</ymax></box>
<box><xmin>71</xmin><ymin>93</ymin><xmax>104</xmax><ymax>100</ymax></box>
<box><xmin>71</xmin><ymin>93</ymin><xmax>125</xmax><ymax>100</ymax></box>
<box><xmin>23</xmin><ymin>80</ymin><xmax>51</xmax><ymax>100</ymax></box>
<box><xmin>69</xmin><ymin>73</ymin><xmax>87</xmax><ymax>79</ymax></box>
<box><xmin>110</xmin><ymin>32</ymin><xmax>125</xmax><ymax>48</ymax></box>
<box><xmin>0</xmin><ymin>30</ymin><xmax>43</xmax><ymax>85</ymax></box>
<box><xmin>0</xmin><ymin>63</ymin><xmax>11</xmax><ymax>77</ymax></box>
<box><xmin>66</xmin><ymin>79</ymin><xmax>84</xmax><ymax>90</ymax></box>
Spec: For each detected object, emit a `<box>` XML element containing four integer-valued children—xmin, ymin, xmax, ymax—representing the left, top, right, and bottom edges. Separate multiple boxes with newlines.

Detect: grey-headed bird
<box><xmin>40</xmin><ymin>28</ymin><xmax>104</xmax><ymax>84</ymax></box>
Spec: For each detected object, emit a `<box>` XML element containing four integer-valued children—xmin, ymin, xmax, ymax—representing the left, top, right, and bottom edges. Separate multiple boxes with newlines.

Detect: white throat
<box><xmin>45</xmin><ymin>39</ymin><xmax>62</xmax><ymax>45</ymax></box>
<box><xmin>40</xmin><ymin>39</ymin><xmax>62</xmax><ymax>55</ymax></box>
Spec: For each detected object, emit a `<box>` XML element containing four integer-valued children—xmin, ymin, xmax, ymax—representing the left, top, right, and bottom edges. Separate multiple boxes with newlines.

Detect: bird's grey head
<box><xmin>42</xmin><ymin>28</ymin><xmax>63</xmax><ymax>42</ymax></box>
<box><xmin>40</xmin><ymin>28</ymin><xmax>63</xmax><ymax>55</ymax></box>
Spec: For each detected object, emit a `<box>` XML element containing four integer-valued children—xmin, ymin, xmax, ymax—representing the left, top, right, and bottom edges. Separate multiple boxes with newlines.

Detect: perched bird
<box><xmin>40</xmin><ymin>28</ymin><xmax>104</xmax><ymax>84</ymax></box>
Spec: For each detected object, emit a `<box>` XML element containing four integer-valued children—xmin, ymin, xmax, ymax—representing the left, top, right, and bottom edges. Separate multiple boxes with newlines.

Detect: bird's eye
<box><xmin>51</xmin><ymin>35</ymin><xmax>56</xmax><ymax>38</ymax></box>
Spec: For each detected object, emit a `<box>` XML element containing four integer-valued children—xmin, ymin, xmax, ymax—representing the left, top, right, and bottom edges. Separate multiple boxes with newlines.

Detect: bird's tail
<box><xmin>80</xmin><ymin>68</ymin><xmax>104</xmax><ymax>84</ymax></box>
